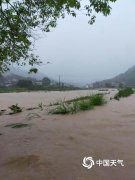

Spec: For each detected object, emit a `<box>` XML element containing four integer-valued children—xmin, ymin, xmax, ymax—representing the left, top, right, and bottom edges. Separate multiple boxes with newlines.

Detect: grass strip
<box><xmin>49</xmin><ymin>94</ymin><xmax>105</xmax><ymax>114</ymax></box>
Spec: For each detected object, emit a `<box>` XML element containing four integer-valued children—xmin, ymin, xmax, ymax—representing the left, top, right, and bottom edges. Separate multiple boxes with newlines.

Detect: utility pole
<box><xmin>59</xmin><ymin>75</ymin><xmax>61</xmax><ymax>89</ymax></box>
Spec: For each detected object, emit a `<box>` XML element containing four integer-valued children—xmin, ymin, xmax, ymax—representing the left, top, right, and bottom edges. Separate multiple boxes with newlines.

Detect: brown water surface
<box><xmin>0</xmin><ymin>90</ymin><xmax>135</xmax><ymax>180</ymax></box>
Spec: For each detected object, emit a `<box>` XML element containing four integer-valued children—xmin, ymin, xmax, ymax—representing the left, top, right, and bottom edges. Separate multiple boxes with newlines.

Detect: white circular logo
<box><xmin>82</xmin><ymin>157</ymin><xmax>95</xmax><ymax>169</ymax></box>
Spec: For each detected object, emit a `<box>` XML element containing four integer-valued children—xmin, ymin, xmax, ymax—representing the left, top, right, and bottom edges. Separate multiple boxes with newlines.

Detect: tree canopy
<box><xmin>0</xmin><ymin>0</ymin><xmax>117</xmax><ymax>74</ymax></box>
<box><xmin>17</xmin><ymin>79</ymin><xmax>33</xmax><ymax>88</ymax></box>
<box><xmin>42</xmin><ymin>77</ymin><xmax>51</xmax><ymax>86</ymax></box>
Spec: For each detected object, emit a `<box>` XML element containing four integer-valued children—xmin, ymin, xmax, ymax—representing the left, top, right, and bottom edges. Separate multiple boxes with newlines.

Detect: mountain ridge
<box><xmin>100</xmin><ymin>65</ymin><xmax>135</xmax><ymax>87</ymax></box>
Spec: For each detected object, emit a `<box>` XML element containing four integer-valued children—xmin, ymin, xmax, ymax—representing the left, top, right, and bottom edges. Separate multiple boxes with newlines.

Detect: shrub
<box><xmin>79</xmin><ymin>100</ymin><xmax>93</xmax><ymax>110</ymax></box>
<box><xmin>90</xmin><ymin>94</ymin><xmax>105</xmax><ymax>105</ymax></box>
<box><xmin>9</xmin><ymin>104</ymin><xmax>22</xmax><ymax>114</ymax></box>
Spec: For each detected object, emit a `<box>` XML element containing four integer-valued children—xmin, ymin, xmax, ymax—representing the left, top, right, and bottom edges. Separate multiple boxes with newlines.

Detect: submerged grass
<box><xmin>50</xmin><ymin>94</ymin><xmax>105</xmax><ymax>114</ymax></box>
<box><xmin>26</xmin><ymin>107</ymin><xmax>39</xmax><ymax>111</ymax></box>
<box><xmin>26</xmin><ymin>113</ymin><xmax>41</xmax><ymax>121</ymax></box>
<box><xmin>5</xmin><ymin>123</ymin><xmax>30</xmax><ymax>128</ymax></box>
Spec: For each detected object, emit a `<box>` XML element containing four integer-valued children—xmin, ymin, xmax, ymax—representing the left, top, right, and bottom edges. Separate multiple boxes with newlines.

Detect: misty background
<box><xmin>15</xmin><ymin>0</ymin><xmax>135</xmax><ymax>85</ymax></box>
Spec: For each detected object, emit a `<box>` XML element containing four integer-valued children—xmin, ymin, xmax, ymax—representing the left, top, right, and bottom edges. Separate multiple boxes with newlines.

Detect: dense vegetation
<box><xmin>114</xmin><ymin>87</ymin><xmax>134</xmax><ymax>100</ymax></box>
<box><xmin>50</xmin><ymin>94</ymin><xmax>106</xmax><ymax>114</ymax></box>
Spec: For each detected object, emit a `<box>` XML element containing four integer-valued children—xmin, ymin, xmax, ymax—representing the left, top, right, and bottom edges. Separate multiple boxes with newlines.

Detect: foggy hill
<box><xmin>0</xmin><ymin>73</ymin><xmax>36</xmax><ymax>86</ymax></box>
<box><xmin>9</xmin><ymin>67</ymin><xmax>46</xmax><ymax>80</ymax></box>
<box><xmin>101</xmin><ymin>65</ymin><xmax>135</xmax><ymax>87</ymax></box>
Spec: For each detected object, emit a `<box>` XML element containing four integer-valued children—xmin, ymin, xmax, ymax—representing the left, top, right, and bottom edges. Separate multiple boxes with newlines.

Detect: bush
<box><xmin>90</xmin><ymin>94</ymin><xmax>105</xmax><ymax>105</ymax></box>
<box><xmin>79</xmin><ymin>100</ymin><xmax>93</xmax><ymax>110</ymax></box>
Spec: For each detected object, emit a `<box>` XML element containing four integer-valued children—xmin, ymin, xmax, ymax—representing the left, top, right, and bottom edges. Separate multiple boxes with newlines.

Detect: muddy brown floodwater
<box><xmin>0</xmin><ymin>90</ymin><xmax>135</xmax><ymax>180</ymax></box>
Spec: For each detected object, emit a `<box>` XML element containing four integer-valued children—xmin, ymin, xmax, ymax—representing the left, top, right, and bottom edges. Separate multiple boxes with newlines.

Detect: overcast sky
<box><xmin>32</xmin><ymin>0</ymin><xmax>135</xmax><ymax>84</ymax></box>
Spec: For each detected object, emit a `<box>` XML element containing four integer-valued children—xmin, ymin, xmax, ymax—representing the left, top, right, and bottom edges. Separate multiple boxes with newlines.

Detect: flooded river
<box><xmin>0</xmin><ymin>90</ymin><xmax>135</xmax><ymax>180</ymax></box>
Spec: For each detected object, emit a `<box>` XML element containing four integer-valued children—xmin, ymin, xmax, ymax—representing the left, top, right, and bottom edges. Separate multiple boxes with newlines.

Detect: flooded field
<box><xmin>0</xmin><ymin>89</ymin><xmax>113</xmax><ymax>109</ymax></box>
<box><xmin>0</xmin><ymin>90</ymin><xmax>135</xmax><ymax>180</ymax></box>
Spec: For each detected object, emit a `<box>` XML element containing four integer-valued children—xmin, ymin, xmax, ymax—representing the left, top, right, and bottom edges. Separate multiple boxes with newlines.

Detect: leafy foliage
<box><xmin>42</xmin><ymin>77</ymin><xmax>51</xmax><ymax>86</ymax></box>
<box><xmin>17</xmin><ymin>79</ymin><xmax>33</xmax><ymax>88</ymax></box>
<box><xmin>0</xmin><ymin>0</ymin><xmax>117</xmax><ymax>73</ymax></box>
<box><xmin>28</xmin><ymin>68</ymin><xmax>38</xmax><ymax>74</ymax></box>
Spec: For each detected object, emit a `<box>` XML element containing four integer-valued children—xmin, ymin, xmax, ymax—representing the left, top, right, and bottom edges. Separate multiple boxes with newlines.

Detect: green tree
<box><xmin>105</xmin><ymin>82</ymin><xmax>112</xmax><ymax>88</ymax></box>
<box><xmin>42</xmin><ymin>77</ymin><xmax>51</xmax><ymax>86</ymax></box>
<box><xmin>17</xmin><ymin>79</ymin><xmax>33</xmax><ymax>88</ymax></box>
<box><xmin>0</xmin><ymin>0</ymin><xmax>117</xmax><ymax>74</ymax></box>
